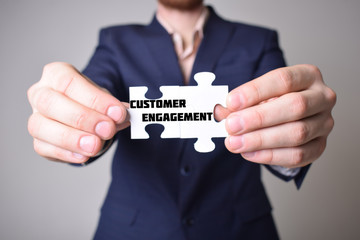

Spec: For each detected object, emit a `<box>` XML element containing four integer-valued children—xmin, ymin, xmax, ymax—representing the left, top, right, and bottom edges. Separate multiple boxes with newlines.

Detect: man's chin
<box><xmin>158</xmin><ymin>0</ymin><xmax>204</xmax><ymax>11</ymax></box>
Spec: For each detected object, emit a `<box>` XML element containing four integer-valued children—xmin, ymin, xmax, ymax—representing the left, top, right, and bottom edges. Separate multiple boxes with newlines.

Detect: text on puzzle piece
<box><xmin>128</xmin><ymin>72</ymin><xmax>229</xmax><ymax>153</ymax></box>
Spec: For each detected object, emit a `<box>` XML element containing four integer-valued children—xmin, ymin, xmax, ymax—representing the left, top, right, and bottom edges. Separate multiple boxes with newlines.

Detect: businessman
<box><xmin>27</xmin><ymin>0</ymin><xmax>336</xmax><ymax>239</ymax></box>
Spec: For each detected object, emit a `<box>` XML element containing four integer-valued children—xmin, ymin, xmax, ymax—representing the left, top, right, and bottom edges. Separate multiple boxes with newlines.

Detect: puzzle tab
<box><xmin>128</xmin><ymin>72</ymin><xmax>229</xmax><ymax>153</ymax></box>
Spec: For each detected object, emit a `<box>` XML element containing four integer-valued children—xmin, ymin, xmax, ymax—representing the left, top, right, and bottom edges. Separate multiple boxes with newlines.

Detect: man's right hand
<box><xmin>27</xmin><ymin>62</ymin><xmax>129</xmax><ymax>163</ymax></box>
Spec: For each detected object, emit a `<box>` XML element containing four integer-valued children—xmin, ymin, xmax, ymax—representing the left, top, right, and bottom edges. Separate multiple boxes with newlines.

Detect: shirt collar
<box><xmin>156</xmin><ymin>6</ymin><xmax>209</xmax><ymax>40</ymax></box>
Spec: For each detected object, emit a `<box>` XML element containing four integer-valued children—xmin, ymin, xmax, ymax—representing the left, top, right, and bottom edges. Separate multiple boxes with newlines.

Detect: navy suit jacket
<box><xmin>83</xmin><ymin>7</ymin><xmax>310</xmax><ymax>240</ymax></box>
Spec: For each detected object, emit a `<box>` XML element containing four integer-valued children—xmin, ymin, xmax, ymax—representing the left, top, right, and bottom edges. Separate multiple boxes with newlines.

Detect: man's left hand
<box><xmin>214</xmin><ymin>64</ymin><xmax>336</xmax><ymax>168</ymax></box>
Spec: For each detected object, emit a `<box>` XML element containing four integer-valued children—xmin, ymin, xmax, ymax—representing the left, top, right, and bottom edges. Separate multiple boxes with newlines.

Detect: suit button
<box><xmin>183</xmin><ymin>217</ymin><xmax>195</xmax><ymax>227</ymax></box>
<box><xmin>180</xmin><ymin>165</ymin><xmax>191</xmax><ymax>176</ymax></box>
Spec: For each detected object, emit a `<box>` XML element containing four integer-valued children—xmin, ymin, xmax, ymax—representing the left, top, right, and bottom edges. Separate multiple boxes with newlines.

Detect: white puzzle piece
<box><xmin>128</xmin><ymin>72</ymin><xmax>229</xmax><ymax>153</ymax></box>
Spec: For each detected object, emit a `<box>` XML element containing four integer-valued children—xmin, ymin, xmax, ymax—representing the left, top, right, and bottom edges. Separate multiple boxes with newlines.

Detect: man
<box><xmin>27</xmin><ymin>0</ymin><xmax>336</xmax><ymax>239</ymax></box>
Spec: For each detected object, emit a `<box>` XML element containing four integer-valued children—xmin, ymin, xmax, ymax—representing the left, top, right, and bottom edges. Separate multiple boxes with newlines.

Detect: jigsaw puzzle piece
<box><xmin>179</xmin><ymin>72</ymin><xmax>228</xmax><ymax>152</ymax></box>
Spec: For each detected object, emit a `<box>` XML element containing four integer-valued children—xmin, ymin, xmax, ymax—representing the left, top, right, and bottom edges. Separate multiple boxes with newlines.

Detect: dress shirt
<box><xmin>157</xmin><ymin>7</ymin><xmax>209</xmax><ymax>84</ymax></box>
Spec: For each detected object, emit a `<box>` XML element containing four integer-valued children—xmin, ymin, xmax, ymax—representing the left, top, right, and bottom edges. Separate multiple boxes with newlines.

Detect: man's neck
<box><xmin>157</xmin><ymin>3</ymin><xmax>205</xmax><ymax>49</ymax></box>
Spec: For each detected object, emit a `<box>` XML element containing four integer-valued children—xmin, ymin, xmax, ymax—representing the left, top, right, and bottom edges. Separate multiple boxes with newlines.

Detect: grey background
<box><xmin>0</xmin><ymin>0</ymin><xmax>359</xmax><ymax>239</ymax></box>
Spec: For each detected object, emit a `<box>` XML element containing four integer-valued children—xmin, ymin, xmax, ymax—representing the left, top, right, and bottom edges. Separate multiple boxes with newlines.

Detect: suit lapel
<box><xmin>142</xmin><ymin>17</ymin><xmax>184</xmax><ymax>87</ymax></box>
<box><xmin>190</xmin><ymin>7</ymin><xmax>235</xmax><ymax>85</ymax></box>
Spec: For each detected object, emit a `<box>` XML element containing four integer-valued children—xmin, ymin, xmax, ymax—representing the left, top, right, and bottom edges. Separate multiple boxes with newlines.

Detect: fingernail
<box><xmin>228</xmin><ymin>135</ymin><xmax>244</xmax><ymax>150</ymax></box>
<box><xmin>107</xmin><ymin>106</ymin><xmax>123</xmax><ymax>122</ymax></box>
<box><xmin>95</xmin><ymin>121</ymin><xmax>112</xmax><ymax>139</ymax></box>
<box><xmin>72</xmin><ymin>152</ymin><xmax>86</xmax><ymax>160</ymax></box>
<box><xmin>80</xmin><ymin>136</ymin><xmax>96</xmax><ymax>153</ymax></box>
<box><xmin>226</xmin><ymin>115</ymin><xmax>243</xmax><ymax>134</ymax></box>
<box><xmin>242</xmin><ymin>152</ymin><xmax>256</xmax><ymax>159</ymax></box>
<box><xmin>228</xmin><ymin>93</ymin><xmax>243</xmax><ymax>110</ymax></box>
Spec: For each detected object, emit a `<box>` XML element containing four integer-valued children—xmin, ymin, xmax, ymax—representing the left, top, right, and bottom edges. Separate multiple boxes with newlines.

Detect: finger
<box><xmin>116</xmin><ymin>102</ymin><xmax>131</xmax><ymax>131</ymax></box>
<box><xmin>28</xmin><ymin>112</ymin><xmax>103</xmax><ymax>156</ymax></box>
<box><xmin>213</xmin><ymin>104</ymin><xmax>231</xmax><ymax>122</ymax></box>
<box><xmin>38</xmin><ymin>62</ymin><xmax>127</xmax><ymax>124</ymax></box>
<box><xmin>227</xmin><ymin>64</ymin><xmax>322</xmax><ymax>111</ymax></box>
<box><xmin>225</xmin><ymin>89</ymin><xmax>329</xmax><ymax>135</ymax></box>
<box><xmin>225</xmin><ymin>112</ymin><xmax>334</xmax><ymax>153</ymax></box>
<box><xmin>239</xmin><ymin>137</ymin><xmax>327</xmax><ymax>168</ymax></box>
<box><xmin>33</xmin><ymin>139</ymin><xmax>89</xmax><ymax>163</ymax></box>
<box><xmin>31</xmin><ymin>87</ymin><xmax>116</xmax><ymax>140</ymax></box>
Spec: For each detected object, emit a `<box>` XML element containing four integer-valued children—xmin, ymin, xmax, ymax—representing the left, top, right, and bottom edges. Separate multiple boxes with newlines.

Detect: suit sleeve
<box><xmin>253</xmin><ymin>29</ymin><xmax>286</xmax><ymax>77</ymax></box>
<box><xmin>82</xmin><ymin>28</ymin><xmax>125</xmax><ymax>100</ymax></box>
<box><xmin>254</xmin><ymin>30</ymin><xmax>311</xmax><ymax>189</ymax></box>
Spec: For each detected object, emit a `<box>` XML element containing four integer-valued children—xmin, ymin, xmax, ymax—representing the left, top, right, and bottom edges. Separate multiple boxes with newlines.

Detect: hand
<box><xmin>27</xmin><ymin>62</ymin><xmax>129</xmax><ymax>163</ymax></box>
<box><xmin>215</xmin><ymin>64</ymin><xmax>336</xmax><ymax>168</ymax></box>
